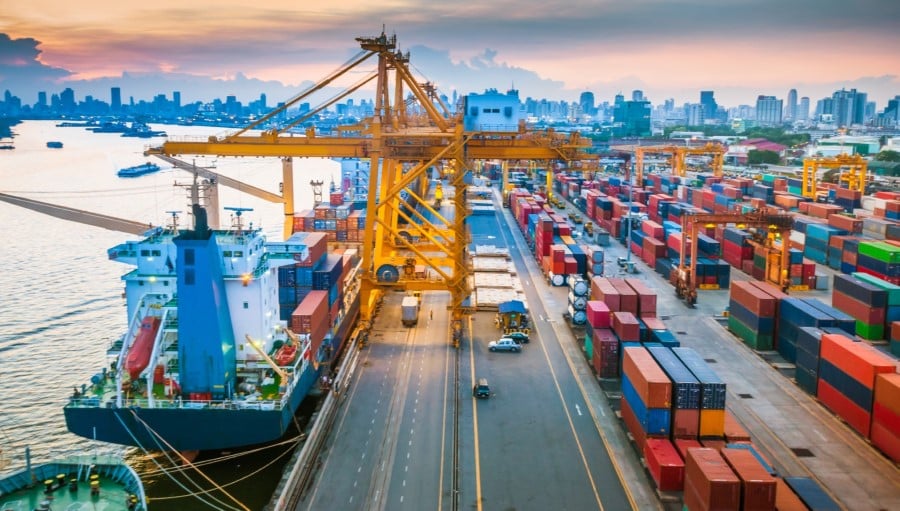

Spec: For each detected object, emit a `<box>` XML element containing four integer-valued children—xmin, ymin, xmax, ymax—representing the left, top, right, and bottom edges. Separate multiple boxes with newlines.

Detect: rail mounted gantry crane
<box><xmin>801</xmin><ymin>154</ymin><xmax>868</xmax><ymax>198</ymax></box>
<box><xmin>634</xmin><ymin>143</ymin><xmax>725</xmax><ymax>185</ymax></box>
<box><xmin>671</xmin><ymin>209</ymin><xmax>794</xmax><ymax>306</ymax></box>
<box><xmin>146</xmin><ymin>32</ymin><xmax>596</xmax><ymax>343</ymax></box>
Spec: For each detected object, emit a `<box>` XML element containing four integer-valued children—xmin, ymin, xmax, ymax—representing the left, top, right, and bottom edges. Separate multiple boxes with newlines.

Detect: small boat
<box><xmin>124</xmin><ymin>316</ymin><xmax>162</xmax><ymax>380</ymax></box>
<box><xmin>274</xmin><ymin>342</ymin><xmax>298</xmax><ymax>366</ymax></box>
<box><xmin>0</xmin><ymin>447</ymin><xmax>147</xmax><ymax>510</ymax></box>
<box><xmin>117</xmin><ymin>163</ymin><xmax>161</xmax><ymax>178</ymax></box>
<box><xmin>46</xmin><ymin>141</ymin><xmax>63</xmax><ymax>148</ymax></box>
<box><xmin>0</xmin><ymin>138</ymin><xmax>13</xmax><ymax>150</ymax></box>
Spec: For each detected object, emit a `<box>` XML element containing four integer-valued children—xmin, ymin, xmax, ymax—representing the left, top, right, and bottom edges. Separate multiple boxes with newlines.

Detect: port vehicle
<box><xmin>401</xmin><ymin>295</ymin><xmax>419</xmax><ymax>327</ymax></box>
<box><xmin>488</xmin><ymin>338</ymin><xmax>522</xmax><ymax>352</ymax></box>
<box><xmin>0</xmin><ymin>448</ymin><xmax>146</xmax><ymax>510</ymax></box>
<box><xmin>116</xmin><ymin>162</ymin><xmax>160</xmax><ymax>178</ymax></box>
<box><xmin>473</xmin><ymin>378</ymin><xmax>491</xmax><ymax>399</ymax></box>
<box><xmin>501</xmin><ymin>331</ymin><xmax>530</xmax><ymax>344</ymax></box>
<box><xmin>63</xmin><ymin>203</ymin><xmax>361</xmax><ymax>452</ymax></box>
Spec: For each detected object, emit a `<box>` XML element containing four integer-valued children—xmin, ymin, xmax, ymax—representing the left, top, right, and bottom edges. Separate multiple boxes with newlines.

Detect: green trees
<box><xmin>748</xmin><ymin>150</ymin><xmax>781</xmax><ymax>165</ymax></box>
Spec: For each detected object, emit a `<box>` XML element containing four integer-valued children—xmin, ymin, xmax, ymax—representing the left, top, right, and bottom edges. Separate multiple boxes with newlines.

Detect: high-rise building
<box><xmin>173</xmin><ymin>91</ymin><xmax>181</xmax><ymax>109</ymax></box>
<box><xmin>632</xmin><ymin>90</ymin><xmax>644</xmax><ymax>102</ymax></box>
<box><xmin>786</xmin><ymin>89</ymin><xmax>797</xmax><ymax>121</ymax></box>
<box><xmin>798</xmin><ymin>97</ymin><xmax>810</xmax><ymax>122</ymax></box>
<box><xmin>686</xmin><ymin>103</ymin><xmax>705</xmax><ymax>126</ymax></box>
<box><xmin>700</xmin><ymin>91</ymin><xmax>717</xmax><ymax>120</ymax></box>
<box><xmin>614</xmin><ymin>94</ymin><xmax>651</xmax><ymax>137</ymax></box>
<box><xmin>110</xmin><ymin>87</ymin><xmax>121</xmax><ymax>111</ymax></box>
<box><xmin>37</xmin><ymin>91</ymin><xmax>47</xmax><ymax>108</ymax></box>
<box><xmin>831</xmin><ymin>88</ymin><xmax>867</xmax><ymax>126</ymax></box>
<box><xmin>60</xmin><ymin>87</ymin><xmax>76</xmax><ymax>113</ymax></box>
<box><xmin>755</xmin><ymin>95</ymin><xmax>783</xmax><ymax>126</ymax></box>
<box><xmin>579</xmin><ymin>91</ymin><xmax>595</xmax><ymax>116</ymax></box>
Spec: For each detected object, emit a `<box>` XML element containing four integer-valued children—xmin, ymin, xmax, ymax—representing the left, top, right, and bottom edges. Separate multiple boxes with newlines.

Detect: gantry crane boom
<box><xmin>145</xmin><ymin>32</ymin><xmax>596</xmax><ymax>342</ymax></box>
<box><xmin>633</xmin><ymin>143</ymin><xmax>725</xmax><ymax>185</ymax></box>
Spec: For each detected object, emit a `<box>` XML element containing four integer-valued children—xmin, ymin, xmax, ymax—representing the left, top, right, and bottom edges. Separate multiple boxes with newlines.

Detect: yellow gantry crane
<box><xmin>801</xmin><ymin>154</ymin><xmax>868</xmax><ymax>198</ymax></box>
<box><xmin>146</xmin><ymin>32</ymin><xmax>596</xmax><ymax>342</ymax></box>
<box><xmin>634</xmin><ymin>143</ymin><xmax>725</xmax><ymax>184</ymax></box>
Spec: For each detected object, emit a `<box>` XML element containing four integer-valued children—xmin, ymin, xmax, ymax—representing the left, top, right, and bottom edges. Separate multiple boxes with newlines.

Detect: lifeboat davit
<box><xmin>125</xmin><ymin>316</ymin><xmax>161</xmax><ymax>380</ymax></box>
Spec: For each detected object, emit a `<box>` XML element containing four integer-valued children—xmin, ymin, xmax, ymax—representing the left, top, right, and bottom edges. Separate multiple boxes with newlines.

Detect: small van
<box><xmin>473</xmin><ymin>378</ymin><xmax>491</xmax><ymax>399</ymax></box>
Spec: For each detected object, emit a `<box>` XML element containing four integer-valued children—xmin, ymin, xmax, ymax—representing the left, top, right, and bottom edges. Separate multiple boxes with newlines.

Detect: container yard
<box><xmin>494</xmin><ymin>160</ymin><xmax>900</xmax><ymax>510</ymax></box>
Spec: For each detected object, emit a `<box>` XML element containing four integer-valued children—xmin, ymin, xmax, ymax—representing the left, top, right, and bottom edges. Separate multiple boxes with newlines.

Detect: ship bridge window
<box><xmin>184</xmin><ymin>249</ymin><xmax>195</xmax><ymax>266</ymax></box>
<box><xmin>243</xmin><ymin>301</ymin><xmax>249</xmax><ymax>309</ymax></box>
<box><xmin>185</xmin><ymin>269</ymin><xmax>195</xmax><ymax>285</ymax></box>
<box><xmin>141</xmin><ymin>250</ymin><xmax>150</xmax><ymax>256</ymax></box>
<box><xmin>223</xmin><ymin>250</ymin><xmax>233</xmax><ymax>257</ymax></box>
<box><xmin>233</xmin><ymin>251</ymin><xmax>244</xmax><ymax>257</ymax></box>
<box><xmin>152</xmin><ymin>250</ymin><xmax>161</xmax><ymax>256</ymax></box>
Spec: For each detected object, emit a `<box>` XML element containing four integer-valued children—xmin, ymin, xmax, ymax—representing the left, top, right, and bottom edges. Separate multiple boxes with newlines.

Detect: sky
<box><xmin>1</xmin><ymin>0</ymin><xmax>899</xmax><ymax>109</ymax></box>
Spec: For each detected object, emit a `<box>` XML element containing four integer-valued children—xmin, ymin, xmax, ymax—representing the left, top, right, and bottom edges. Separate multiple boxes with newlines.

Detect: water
<box><xmin>0</xmin><ymin>120</ymin><xmax>341</xmax><ymax>509</ymax></box>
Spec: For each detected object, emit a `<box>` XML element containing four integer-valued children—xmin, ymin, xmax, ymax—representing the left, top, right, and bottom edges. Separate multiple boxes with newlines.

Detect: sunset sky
<box><xmin>1</xmin><ymin>0</ymin><xmax>899</xmax><ymax>107</ymax></box>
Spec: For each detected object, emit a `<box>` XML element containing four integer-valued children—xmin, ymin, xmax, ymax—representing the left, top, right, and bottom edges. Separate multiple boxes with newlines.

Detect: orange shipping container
<box><xmin>774</xmin><ymin>478</ymin><xmax>811</xmax><ymax>511</ymax></box>
<box><xmin>723</xmin><ymin>411</ymin><xmax>751</xmax><ymax>443</ymax></box>
<box><xmin>684</xmin><ymin>448</ymin><xmax>741</xmax><ymax>511</ymax></box>
<box><xmin>820</xmin><ymin>333</ymin><xmax>898</xmax><ymax>389</ymax></box>
<box><xmin>622</xmin><ymin>347</ymin><xmax>672</xmax><ymax>409</ymax></box>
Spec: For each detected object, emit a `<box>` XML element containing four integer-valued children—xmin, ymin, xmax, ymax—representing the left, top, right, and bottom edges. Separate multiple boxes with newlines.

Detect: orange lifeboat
<box><xmin>125</xmin><ymin>316</ymin><xmax>161</xmax><ymax>380</ymax></box>
<box><xmin>274</xmin><ymin>343</ymin><xmax>298</xmax><ymax>366</ymax></box>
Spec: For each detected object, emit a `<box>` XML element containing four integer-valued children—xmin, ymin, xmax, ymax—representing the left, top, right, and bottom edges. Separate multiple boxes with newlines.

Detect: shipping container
<box><xmin>684</xmin><ymin>448</ymin><xmax>741</xmax><ymax>511</ymax></box>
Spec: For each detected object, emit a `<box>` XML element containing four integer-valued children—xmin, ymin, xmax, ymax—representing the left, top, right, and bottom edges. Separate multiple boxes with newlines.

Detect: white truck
<box><xmin>401</xmin><ymin>296</ymin><xmax>419</xmax><ymax>327</ymax></box>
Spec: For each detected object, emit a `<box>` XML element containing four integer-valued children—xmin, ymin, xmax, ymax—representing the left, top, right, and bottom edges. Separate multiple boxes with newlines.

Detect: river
<box><xmin>0</xmin><ymin>120</ymin><xmax>340</xmax><ymax>510</ymax></box>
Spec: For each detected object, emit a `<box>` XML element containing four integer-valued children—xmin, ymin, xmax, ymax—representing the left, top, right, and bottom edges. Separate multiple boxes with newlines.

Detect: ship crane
<box><xmin>146</xmin><ymin>31</ymin><xmax>597</xmax><ymax>341</ymax></box>
<box><xmin>244</xmin><ymin>334</ymin><xmax>288</xmax><ymax>381</ymax></box>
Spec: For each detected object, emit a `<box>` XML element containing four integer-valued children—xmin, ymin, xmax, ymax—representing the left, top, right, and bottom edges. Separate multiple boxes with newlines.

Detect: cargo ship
<box><xmin>64</xmin><ymin>200</ymin><xmax>360</xmax><ymax>452</ymax></box>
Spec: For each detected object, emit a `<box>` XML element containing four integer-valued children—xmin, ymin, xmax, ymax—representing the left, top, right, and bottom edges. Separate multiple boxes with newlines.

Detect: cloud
<box><xmin>0</xmin><ymin>34</ymin><xmax>71</xmax><ymax>98</ymax></box>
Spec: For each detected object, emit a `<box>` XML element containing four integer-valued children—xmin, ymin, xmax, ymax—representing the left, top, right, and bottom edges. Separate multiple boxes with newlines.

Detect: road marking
<box><xmin>400</xmin><ymin>496</ymin><xmax>404</xmax><ymax>503</ymax></box>
<box><xmin>405</xmin><ymin>465</ymin><xmax>408</xmax><ymax>472</ymax></box>
<box><xmin>403</xmin><ymin>480</ymin><xmax>406</xmax><ymax>487</ymax></box>
<box><xmin>410</xmin><ymin>428</ymin><xmax>414</xmax><ymax>435</ymax></box>
<box><xmin>349</xmin><ymin>496</ymin><xmax>353</xmax><ymax>503</ymax></box>
<box><xmin>354</xmin><ymin>480</ymin><xmax>357</xmax><ymax>487</ymax></box>
<box><xmin>575</xmin><ymin>404</ymin><xmax>583</xmax><ymax>416</ymax></box>
<box><xmin>469</xmin><ymin>315</ymin><xmax>484</xmax><ymax>511</ymax></box>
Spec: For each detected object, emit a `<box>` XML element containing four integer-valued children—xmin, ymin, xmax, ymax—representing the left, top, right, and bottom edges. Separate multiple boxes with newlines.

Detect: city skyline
<box><xmin>1</xmin><ymin>0</ymin><xmax>899</xmax><ymax>107</ymax></box>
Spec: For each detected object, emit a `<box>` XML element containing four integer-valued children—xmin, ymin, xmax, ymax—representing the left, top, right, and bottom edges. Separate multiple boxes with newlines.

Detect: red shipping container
<box><xmin>625</xmin><ymin>278</ymin><xmax>658</xmax><ymax>317</ymax></box>
<box><xmin>586</xmin><ymin>301</ymin><xmax>611</xmax><ymax>328</ymax></box>
<box><xmin>721</xmin><ymin>448</ymin><xmax>776</xmax><ymax>511</ymax></box>
<box><xmin>644</xmin><ymin>438</ymin><xmax>686</xmax><ymax>492</ymax></box>
<box><xmin>608</xmin><ymin>278</ymin><xmax>638</xmax><ymax>314</ymax></box>
<box><xmin>873</xmin><ymin>401</ymin><xmax>900</xmax><ymax>439</ymax></box>
<box><xmin>820</xmin><ymin>333</ymin><xmax>898</xmax><ymax>389</ymax></box>
<box><xmin>592</xmin><ymin>331</ymin><xmax>619</xmax><ymax>379</ymax></box>
<box><xmin>591</xmin><ymin>277</ymin><xmax>621</xmax><ymax>312</ymax></box>
<box><xmin>817</xmin><ymin>378</ymin><xmax>872</xmax><ymax>437</ymax></box>
<box><xmin>622</xmin><ymin>346</ymin><xmax>672</xmax><ymax>408</ymax></box>
<box><xmin>892</xmin><ymin>321</ymin><xmax>900</xmax><ymax>342</ymax></box>
<box><xmin>729</xmin><ymin>281</ymin><xmax>777</xmax><ymax>317</ymax></box>
<box><xmin>290</xmin><ymin>290</ymin><xmax>329</xmax><ymax>336</ymax></box>
<box><xmin>642</xmin><ymin>316</ymin><xmax>666</xmax><ymax>331</ymax></box>
<box><xmin>684</xmin><ymin>448</ymin><xmax>741</xmax><ymax>511</ymax></box>
<box><xmin>774</xmin><ymin>478</ymin><xmax>809</xmax><ymax>511</ymax></box>
<box><xmin>747</xmin><ymin>280</ymin><xmax>788</xmax><ymax>302</ymax></box>
<box><xmin>828</xmin><ymin>214</ymin><xmax>863</xmax><ymax>234</ymax></box>
<box><xmin>831</xmin><ymin>290</ymin><xmax>886</xmax><ymax>325</ymax></box>
<box><xmin>674</xmin><ymin>438</ymin><xmax>703</xmax><ymax>459</ymax></box>
<box><xmin>673</xmin><ymin>408</ymin><xmax>700</xmax><ymax>438</ymax></box>
<box><xmin>870</xmin><ymin>416</ymin><xmax>900</xmax><ymax>463</ymax></box>
<box><xmin>612</xmin><ymin>311</ymin><xmax>642</xmax><ymax>342</ymax></box>
<box><xmin>620</xmin><ymin>397</ymin><xmax>647</xmax><ymax>451</ymax></box>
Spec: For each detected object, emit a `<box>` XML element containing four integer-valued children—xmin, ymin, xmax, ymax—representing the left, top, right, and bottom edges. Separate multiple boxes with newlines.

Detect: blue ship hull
<box><xmin>64</xmin><ymin>302</ymin><xmax>358</xmax><ymax>451</ymax></box>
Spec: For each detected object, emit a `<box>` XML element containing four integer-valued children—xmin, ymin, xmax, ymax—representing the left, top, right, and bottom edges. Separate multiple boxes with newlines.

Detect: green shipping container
<box><xmin>728</xmin><ymin>315</ymin><xmax>774</xmax><ymax>351</ymax></box>
<box><xmin>851</xmin><ymin>272</ymin><xmax>900</xmax><ymax>306</ymax></box>
<box><xmin>858</xmin><ymin>241</ymin><xmax>900</xmax><ymax>264</ymax></box>
<box><xmin>584</xmin><ymin>336</ymin><xmax>593</xmax><ymax>360</ymax></box>
<box><xmin>855</xmin><ymin>320</ymin><xmax>885</xmax><ymax>340</ymax></box>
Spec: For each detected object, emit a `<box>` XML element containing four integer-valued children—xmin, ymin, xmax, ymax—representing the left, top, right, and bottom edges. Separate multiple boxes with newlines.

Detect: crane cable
<box><xmin>128</xmin><ymin>408</ymin><xmax>251</xmax><ymax>511</ymax></box>
<box><xmin>137</xmin><ymin>436</ymin><xmax>302</xmax><ymax>476</ymax></box>
<box><xmin>113</xmin><ymin>411</ymin><xmax>246</xmax><ymax>511</ymax></box>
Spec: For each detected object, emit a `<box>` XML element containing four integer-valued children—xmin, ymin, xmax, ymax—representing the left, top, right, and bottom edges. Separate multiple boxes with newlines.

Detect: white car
<box><xmin>488</xmin><ymin>338</ymin><xmax>521</xmax><ymax>353</ymax></box>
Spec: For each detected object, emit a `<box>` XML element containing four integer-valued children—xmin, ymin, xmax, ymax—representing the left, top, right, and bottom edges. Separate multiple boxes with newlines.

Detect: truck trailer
<box><xmin>401</xmin><ymin>296</ymin><xmax>419</xmax><ymax>327</ymax></box>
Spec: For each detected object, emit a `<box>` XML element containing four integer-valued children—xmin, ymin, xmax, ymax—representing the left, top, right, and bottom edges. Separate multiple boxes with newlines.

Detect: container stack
<box><xmin>727</xmin><ymin>281</ymin><xmax>779</xmax><ymax>351</ymax></box>
<box><xmin>621</xmin><ymin>347</ymin><xmax>672</xmax><ymax>451</ymax></box>
<box><xmin>585</xmin><ymin>300</ymin><xmax>618</xmax><ymax>378</ymax></box>
<box><xmin>850</xmin><ymin>272</ymin><xmax>900</xmax><ymax>350</ymax></box>
<box><xmin>776</xmin><ymin>298</ymin><xmax>850</xmax><ymax>363</ymax></box>
<box><xmin>832</xmin><ymin>273</ymin><xmax>888</xmax><ymax>340</ymax></box>
<box><xmin>673</xmin><ymin>347</ymin><xmax>726</xmax><ymax>438</ymax></box>
<box><xmin>721</xmin><ymin>227</ymin><xmax>752</xmax><ymax>269</ymax></box>
<box><xmin>683</xmin><ymin>448</ymin><xmax>741</xmax><ymax>511</ymax></box>
<box><xmin>857</xmin><ymin>241</ymin><xmax>900</xmax><ymax>285</ymax></box>
<box><xmin>804</xmin><ymin>224</ymin><xmax>847</xmax><ymax>265</ymax></box>
<box><xmin>276</xmin><ymin>232</ymin><xmax>329</xmax><ymax>320</ymax></box>
<box><xmin>647</xmin><ymin>346</ymin><xmax>700</xmax><ymax>439</ymax></box>
<box><xmin>624</xmin><ymin>278</ymin><xmax>657</xmax><ymax>318</ymax></box>
<box><xmin>795</xmin><ymin>327</ymin><xmax>830</xmax><ymax>395</ymax></box>
<box><xmin>872</xmin><ymin>373</ymin><xmax>900</xmax><ymax>462</ymax></box>
<box><xmin>818</xmin><ymin>333</ymin><xmax>898</xmax><ymax>438</ymax></box>
<box><xmin>290</xmin><ymin>290</ymin><xmax>330</xmax><ymax>355</ymax></box>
